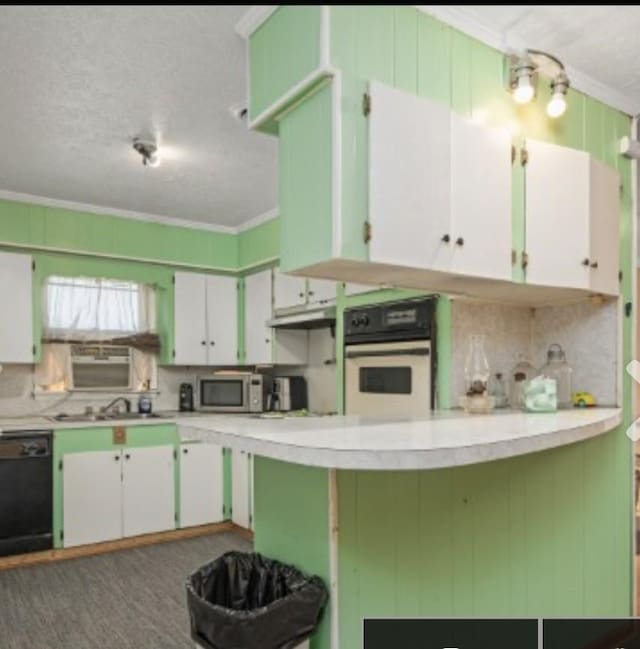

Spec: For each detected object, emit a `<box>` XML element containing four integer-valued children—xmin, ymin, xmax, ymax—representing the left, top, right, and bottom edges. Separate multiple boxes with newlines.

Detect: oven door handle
<box><xmin>345</xmin><ymin>348</ymin><xmax>430</xmax><ymax>359</ymax></box>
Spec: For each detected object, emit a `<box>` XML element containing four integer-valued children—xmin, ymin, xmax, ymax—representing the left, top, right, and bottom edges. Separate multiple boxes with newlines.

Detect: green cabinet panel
<box><xmin>278</xmin><ymin>82</ymin><xmax>334</xmax><ymax>273</ymax></box>
<box><xmin>53</xmin><ymin>424</ymin><xmax>179</xmax><ymax>547</ymax></box>
<box><xmin>249</xmin><ymin>6</ymin><xmax>323</xmax><ymax>125</ymax></box>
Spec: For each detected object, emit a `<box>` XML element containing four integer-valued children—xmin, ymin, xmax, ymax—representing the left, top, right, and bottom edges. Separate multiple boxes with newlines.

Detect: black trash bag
<box><xmin>186</xmin><ymin>551</ymin><xmax>329</xmax><ymax>649</ymax></box>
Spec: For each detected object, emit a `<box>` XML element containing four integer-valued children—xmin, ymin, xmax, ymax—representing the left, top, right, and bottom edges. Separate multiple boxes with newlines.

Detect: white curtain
<box><xmin>44</xmin><ymin>276</ymin><xmax>153</xmax><ymax>340</ymax></box>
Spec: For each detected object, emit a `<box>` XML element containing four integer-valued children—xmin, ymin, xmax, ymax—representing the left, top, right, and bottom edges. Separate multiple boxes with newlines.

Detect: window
<box><xmin>44</xmin><ymin>276</ymin><xmax>152</xmax><ymax>339</ymax></box>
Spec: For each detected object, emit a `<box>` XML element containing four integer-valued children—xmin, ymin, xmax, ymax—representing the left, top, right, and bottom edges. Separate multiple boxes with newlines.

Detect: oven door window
<box><xmin>201</xmin><ymin>380</ymin><xmax>244</xmax><ymax>407</ymax></box>
<box><xmin>359</xmin><ymin>367</ymin><xmax>412</xmax><ymax>394</ymax></box>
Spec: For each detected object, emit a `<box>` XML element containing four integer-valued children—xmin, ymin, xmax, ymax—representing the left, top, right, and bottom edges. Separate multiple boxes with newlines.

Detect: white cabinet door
<box><xmin>231</xmin><ymin>450</ymin><xmax>251</xmax><ymax>529</ymax></box>
<box><xmin>307</xmin><ymin>278</ymin><xmax>335</xmax><ymax>304</ymax></box>
<box><xmin>368</xmin><ymin>81</ymin><xmax>451</xmax><ymax>271</ymax></box>
<box><xmin>122</xmin><ymin>446</ymin><xmax>175</xmax><ymax>537</ymax></box>
<box><xmin>589</xmin><ymin>158</ymin><xmax>620</xmax><ymax>295</ymax></box>
<box><xmin>450</xmin><ymin>115</ymin><xmax>512</xmax><ymax>281</ymax></box>
<box><xmin>63</xmin><ymin>450</ymin><xmax>122</xmax><ymax>548</ymax></box>
<box><xmin>206</xmin><ymin>275</ymin><xmax>238</xmax><ymax>365</ymax></box>
<box><xmin>244</xmin><ymin>269</ymin><xmax>273</xmax><ymax>365</ymax></box>
<box><xmin>273</xmin><ymin>267</ymin><xmax>306</xmax><ymax>310</ymax></box>
<box><xmin>0</xmin><ymin>251</ymin><xmax>33</xmax><ymax>363</ymax></box>
<box><xmin>174</xmin><ymin>272</ymin><xmax>208</xmax><ymax>365</ymax></box>
<box><xmin>525</xmin><ymin>139</ymin><xmax>591</xmax><ymax>290</ymax></box>
<box><xmin>179</xmin><ymin>443</ymin><xmax>224</xmax><ymax>527</ymax></box>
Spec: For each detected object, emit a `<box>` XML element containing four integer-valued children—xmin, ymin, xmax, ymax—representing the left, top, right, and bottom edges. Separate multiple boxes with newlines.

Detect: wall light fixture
<box><xmin>506</xmin><ymin>49</ymin><xmax>570</xmax><ymax>118</ymax></box>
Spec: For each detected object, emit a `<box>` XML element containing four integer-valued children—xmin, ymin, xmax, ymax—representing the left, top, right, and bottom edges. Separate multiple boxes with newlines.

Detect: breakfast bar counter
<box><xmin>179</xmin><ymin>407</ymin><xmax>629</xmax><ymax>649</ymax></box>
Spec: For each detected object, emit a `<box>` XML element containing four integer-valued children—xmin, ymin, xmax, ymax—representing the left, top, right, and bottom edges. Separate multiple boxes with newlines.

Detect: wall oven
<box><xmin>198</xmin><ymin>373</ymin><xmax>272</xmax><ymax>413</ymax></box>
<box><xmin>344</xmin><ymin>298</ymin><xmax>436</xmax><ymax>416</ymax></box>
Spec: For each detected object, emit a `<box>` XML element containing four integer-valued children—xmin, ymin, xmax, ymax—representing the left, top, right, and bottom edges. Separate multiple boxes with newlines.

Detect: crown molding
<box><xmin>235</xmin><ymin>5</ymin><xmax>278</xmax><ymax>39</ymax></box>
<box><xmin>236</xmin><ymin>207</ymin><xmax>279</xmax><ymax>233</ymax></box>
<box><xmin>415</xmin><ymin>5</ymin><xmax>638</xmax><ymax>116</ymax></box>
<box><xmin>0</xmin><ymin>190</ymin><xmax>238</xmax><ymax>234</ymax></box>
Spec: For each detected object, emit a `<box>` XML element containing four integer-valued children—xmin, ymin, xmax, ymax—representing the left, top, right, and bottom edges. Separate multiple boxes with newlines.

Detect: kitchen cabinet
<box><xmin>0</xmin><ymin>251</ymin><xmax>33</xmax><ymax>363</ymax></box>
<box><xmin>62</xmin><ymin>445</ymin><xmax>175</xmax><ymax>548</ymax></box>
<box><xmin>307</xmin><ymin>278</ymin><xmax>335</xmax><ymax>305</ymax></box>
<box><xmin>274</xmin><ymin>268</ymin><xmax>306</xmax><ymax>310</ymax></box>
<box><xmin>244</xmin><ymin>269</ymin><xmax>308</xmax><ymax>366</ymax></box>
<box><xmin>179</xmin><ymin>442</ymin><xmax>224</xmax><ymax>528</ymax></box>
<box><xmin>345</xmin><ymin>283</ymin><xmax>378</xmax><ymax>296</ymax></box>
<box><xmin>122</xmin><ymin>446</ymin><xmax>175</xmax><ymax>538</ymax></box>
<box><xmin>368</xmin><ymin>81</ymin><xmax>512</xmax><ymax>281</ymax></box>
<box><xmin>174</xmin><ymin>271</ymin><xmax>238</xmax><ymax>365</ymax></box>
<box><xmin>525</xmin><ymin>138</ymin><xmax>620</xmax><ymax>295</ymax></box>
<box><xmin>231</xmin><ymin>449</ymin><xmax>253</xmax><ymax>530</ymax></box>
<box><xmin>63</xmin><ymin>450</ymin><xmax>122</xmax><ymax>547</ymax></box>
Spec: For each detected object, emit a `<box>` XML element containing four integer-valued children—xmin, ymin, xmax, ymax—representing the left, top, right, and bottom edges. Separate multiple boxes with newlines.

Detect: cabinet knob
<box><xmin>210</xmin><ymin>341</ymin><xmax>215</xmax><ymax>346</ymax></box>
<box><xmin>308</xmin><ymin>291</ymin><xmax>315</xmax><ymax>296</ymax></box>
<box><xmin>125</xmin><ymin>453</ymin><xmax>130</xmax><ymax>460</ymax></box>
<box><xmin>582</xmin><ymin>258</ymin><xmax>590</xmax><ymax>266</ymax></box>
<box><xmin>590</xmin><ymin>261</ymin><xmax>599</xmax><ymax>269</ymax></box>
<box><xmin>201</xmin><ymin>340</ymin><xmax>206</xmax><ymax>345</ymax></box>
<box><xmin>265</xmin><ymin>338</ymin><xmax>270</xmax><ymax>344</ymax></box>
<box><xmin>441</xmin><ymin>234</ymin><xmax>451</xmax><ymax>243</ymax></box>
<box><xmin>183</xmin><ymin>448</ymin><xmax>188</xmax><ymax>454</ymax></box>
<box><xmin>114</xmin><ymin>455</ymin><xmax>120</xmax><ymax>462</ymax></box>
<box><xmin>298</xmin><ymin>292</ymin><xmax>305</xmax><ymax>298</ymax></box>
<box><xmin>455</xmin><ymin>237</ymin><xmax>464</xmax><ymax>247</ymax></box>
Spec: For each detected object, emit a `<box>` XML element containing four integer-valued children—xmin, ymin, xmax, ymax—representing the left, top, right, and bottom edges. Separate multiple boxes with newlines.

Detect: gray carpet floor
<box><xmin>0</xmin><ymin>532</ymin><xmax>251</xmax><ymax>649</ymax></box>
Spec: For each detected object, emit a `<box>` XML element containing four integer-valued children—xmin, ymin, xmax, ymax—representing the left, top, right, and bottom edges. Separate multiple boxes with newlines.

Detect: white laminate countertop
<box><xmin>0</xmin><ymin>409</ymin><xmax>623</xmax><ymax>471</ymax></box>
<box><xmin>178</xmin><ymin>408</ymin><xmax>623</xmax><ymax>470</ymax></box>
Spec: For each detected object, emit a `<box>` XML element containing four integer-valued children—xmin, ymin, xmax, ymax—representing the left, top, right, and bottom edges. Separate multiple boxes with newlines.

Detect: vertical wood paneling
<box><xmin>450</xmin><ymin>31</ymin><xmax>473</xmax><ymax>117</ymax></box>
<box><xmin>452</xmin><ymin>466</ymin><xmax>475</xmax><ymax>614</ymax></box>
<box><xmin>355</xmin><ymin>6</ymin><xmax>395</xmax><ymax>86</ymax></box>
<box><xmin>417</xmin><ymin>12</ymin><xmax>451</xmax><ymax>106</ymax></box>
<box><xmin>584</xmin><ymin>97</ymin><xmax>605</xmax><ymax>161</ymax></box>
<box><xmin>507</xmin><ymin>456</ymin><xmax>528</xmax><ymax>614</ymax></box>
<box><xmin>393</xmin><ymin>6</ymin><xmax>418</xmax><ymax>94</ymax></box>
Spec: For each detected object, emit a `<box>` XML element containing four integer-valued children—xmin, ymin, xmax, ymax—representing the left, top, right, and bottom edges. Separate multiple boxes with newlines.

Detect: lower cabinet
<box><xmin>62</xmin><ymin>446</ymin><xmax>175</xmax><ymax>548</ymax></box>
<box><xmin>231</xmin><ymin>450</ymin><xmax>253</xmax><ymax>530</ymax></box>
<box><xmin>179</xmin><ymin>442</ymin><xmax>224</xmax><ymax>528</ymax></box>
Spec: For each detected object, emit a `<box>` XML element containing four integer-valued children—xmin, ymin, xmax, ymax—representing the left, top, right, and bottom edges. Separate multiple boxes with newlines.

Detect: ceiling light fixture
<box><xmin>132</xmin><ymin>138</ymin><xmax>160</xmax><ymax>167</ymax></box>
<box><xmin>507</xmin><ymin>49</ymin><xmax>570</xmax><ymax>118</ymax></box>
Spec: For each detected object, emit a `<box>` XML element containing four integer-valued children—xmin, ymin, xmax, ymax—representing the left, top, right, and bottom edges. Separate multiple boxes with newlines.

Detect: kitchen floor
<box><xmin>0</xmin><ymin>532</ymin><xmax>251</xmax><ymax>649</ymax></box>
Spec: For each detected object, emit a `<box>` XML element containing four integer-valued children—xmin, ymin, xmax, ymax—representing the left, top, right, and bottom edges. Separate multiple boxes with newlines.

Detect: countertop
<box><xmin>0</xmin><ymin>408</ymin><xmax>622</xmax><ymax>471</ymax></box>
<box><xmin>178</xmin><ymin>408</ymin><xmax>622</xmax><ymax>470</ymax></box>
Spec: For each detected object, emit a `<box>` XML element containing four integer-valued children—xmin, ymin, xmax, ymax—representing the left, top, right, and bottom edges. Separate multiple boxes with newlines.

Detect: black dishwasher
<box><xmin>0</xmin><ymin>430</ymin><xmax>53</xmax><ymax>557</ymax></box>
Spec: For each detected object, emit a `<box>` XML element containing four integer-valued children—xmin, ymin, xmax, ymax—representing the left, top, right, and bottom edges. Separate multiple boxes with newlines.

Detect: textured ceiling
<box><xmin>0</xmin><ymin>5</ymin><xmax>278</xmax><ymax>230</ymax></box>
<box><xmin>436</xmin><ymin>5</ymin><xmax>640</xmax><ymax>114</ymax></box>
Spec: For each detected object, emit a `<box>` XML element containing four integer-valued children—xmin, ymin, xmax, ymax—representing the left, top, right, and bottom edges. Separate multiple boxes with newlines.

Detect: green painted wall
<box><xmin>278</xmin><ymin>81</ymin><xmax>334</xmax><ymax>273</ymax></box>
<box><xmin>238</xmin><ymin>217</ymin><xmax>280</xmax><ymax>269</ymax></box>
<box><xmin>253</xmin><ymin>457</ymin><xmax>330</xmax><ymax>649</ymax></box>
<box><xmin>52</xmin><ymin>424</ymin><xmax>179</xmax><ymax>548</ymax></box>
<box><xmin>249</xmin><ymin>5</ymin><xmax>323</xmax><ymax>126</ymax></box>
<box><xmin>0</xmin><ymin>198</ymin><xmax>238</xmax><ymax>270</ymax></box>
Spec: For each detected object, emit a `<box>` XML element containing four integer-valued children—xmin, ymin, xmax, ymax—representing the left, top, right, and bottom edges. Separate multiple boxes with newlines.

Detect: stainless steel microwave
<box><xmin>197</xmin><ymin>374</ymin><xmax>272</xmax><ymax>413</ymax></box>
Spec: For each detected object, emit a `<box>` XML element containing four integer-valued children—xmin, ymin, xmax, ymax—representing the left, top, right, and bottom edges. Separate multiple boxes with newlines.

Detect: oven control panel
<box><xmin>344</xmin><ymin>298</ymin><xmax>435</xmax><ymax>343</ymax></box>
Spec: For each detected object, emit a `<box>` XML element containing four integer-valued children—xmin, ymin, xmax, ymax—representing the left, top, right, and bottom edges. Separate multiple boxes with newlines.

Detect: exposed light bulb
<box><xmin>513</xmin><ymin>73</ymin><xmax>534</xmax><ymax>104</ymax></box>
<box><xmin>546</xmin><ymin>91</ymin><xmax>567</xmax><ymax>118</ymax></box>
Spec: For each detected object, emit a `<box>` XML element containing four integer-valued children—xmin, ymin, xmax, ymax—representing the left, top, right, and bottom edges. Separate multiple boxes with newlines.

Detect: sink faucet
<box><xmin>101</xmin><ymin>397</ymin><xmax>132</xmax><ymax>415</ymax></box>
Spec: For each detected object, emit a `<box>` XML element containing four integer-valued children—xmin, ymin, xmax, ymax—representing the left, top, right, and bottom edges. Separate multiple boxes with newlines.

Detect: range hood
<box><xmin>267</xmin><ymin>304</ymin><xmax>337</xmax><ymax>330</ymax></box>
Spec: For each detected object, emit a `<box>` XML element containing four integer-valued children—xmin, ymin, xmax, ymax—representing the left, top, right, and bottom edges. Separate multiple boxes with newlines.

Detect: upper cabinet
<box><xmin>368</xmin><ymin>82</ymin><xmax>512</xmax><ymax>282</ymax></box>
<box><xmin>273</xmin><ymin>267</ymin><xmax>335</xmax><ymax>311</ymax></box>
<box><xmin>174</xmin><ymin>272</ymin><xmax>238</xmax><ymax>365</ymax></box>
<box><xmin>0</xmin><ymin>251</ymin><xmax>33</xmax><ymax>363</ymax></box>
<box><xmin>525</xmin><ymin>139</ymin><xmax>620</xmax><ymax>295</ymax></box>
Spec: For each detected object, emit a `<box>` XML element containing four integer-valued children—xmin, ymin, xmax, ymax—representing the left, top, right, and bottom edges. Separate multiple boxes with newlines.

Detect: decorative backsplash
<box><xmin>450</xmin><ymin>298</ymin><xmax>619</xmax><ymax>407</ymax></box>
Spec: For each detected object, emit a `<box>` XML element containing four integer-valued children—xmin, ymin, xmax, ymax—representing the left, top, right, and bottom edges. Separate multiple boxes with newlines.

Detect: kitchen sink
<box><xmin>47</xmin><ymin>412</ymin><xmax>167</xmax><ymax>423</ymax></box>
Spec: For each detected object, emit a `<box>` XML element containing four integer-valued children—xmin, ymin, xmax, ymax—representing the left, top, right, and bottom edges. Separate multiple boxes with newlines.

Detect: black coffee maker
<box><xmin>179</xmin><ymin>383</ymin><xmax>194</xmax><ymax>412</ymax></box>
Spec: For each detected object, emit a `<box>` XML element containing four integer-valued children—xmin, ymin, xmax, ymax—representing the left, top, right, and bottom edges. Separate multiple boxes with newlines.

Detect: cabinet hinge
<box><xmin>511</xmin><ymin>249</ymin><xmax>517</xmax><ymax>266</ymax></box>
<box><xmin>249</xmin><ymin>514</ymin><xmax>253</xmax><ymax>525</ymax></box>
<box><xmin>58</xmin><ymin>459</ymin><xmax>63</xmax><ymax>471</ymax></box>
<box><xmin>363</xmin><ymin>221</ymin><xmax>372</xmax><ymax>244</ymax></box>
<box><xmin>32</xmin><ymin>344</ymin><xmax>36</xmax><ymax>357</ymax></box>
<box><xmin>223</xmin><ymin>504</ymin><xmax>226</xmax><ymax>516</ymax></box>
<box><xmin>174</xmin><ymin>512</ymin><xmax>178</xmax><ymax>522</ymax></box>
<box><xmin>521</xmin><ymin>251</ymin><xmax>529</xmax><ymax>269</ymax></box>
<box><xmin>172</xmin><ymin>349</ymin><xmax>176</xmax><ymax>359</ymax></box>
<box><xmin>60</xmin><ymin>529</ymin><xmax>64</xmax><ymax>541</ymax></box>
<box><xmin>32</xmin><ymin>259</ymin><xmax>36</xmax><ymax>271</ymax></box>
<box><xmin>520</xmin><ymin>147</ymin><xmax>529</xmax><ymax>166</ymax></box>
<box><xmin>230</xmin><ymin>506</ymin><xmax>233</xmax><ymax>515</ymax></box>
<box><xmin>362</xmin><ymin>93</ymin><xmax>371</xmax><ymax>117</ymax></box>
<box><xmin>172</xmin><ymin>274</ymin><xmax>175</xmax><ymax>285</ymax></box>
<box><xmin>619</xmin><ymin>270</ymin><xmax>624</xmax><ymax>282</ymax></box>
<box><xmin>511</xmin><ymin>145</ymin><xmax>516</xmax><ymax>164</ymax></box>
<box><xmin>173</xmin><ymin>449</ymin><xmax>177</xmax><ymax>460</ymax></box>
<box><xmin>620</xmin><ymin>182</ymin><xmax>624</xmax><ymax>196</ymax></box>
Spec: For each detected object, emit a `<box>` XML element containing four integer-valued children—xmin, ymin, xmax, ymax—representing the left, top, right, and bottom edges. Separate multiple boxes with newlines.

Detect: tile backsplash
<box><xmin>450</xmin><ymin>297</ymin><xmax>619</xmax><ymax>407</ymax></box>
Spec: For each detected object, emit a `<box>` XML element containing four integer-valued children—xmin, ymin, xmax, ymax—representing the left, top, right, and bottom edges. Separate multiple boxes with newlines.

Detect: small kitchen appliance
<box><xmin>179</xmin><ymin>383</ymin><xmax>194</xmax><ymax>412</ymax></box>
<box><xmin>272</xmin><ymin>376</ymin><xmax>308</xmax><ymax>412</ymax></box>
<box><xmin>198</xmin><ymin>373</ymin><xmax>273</xmax><ymax>413</ymax></box>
